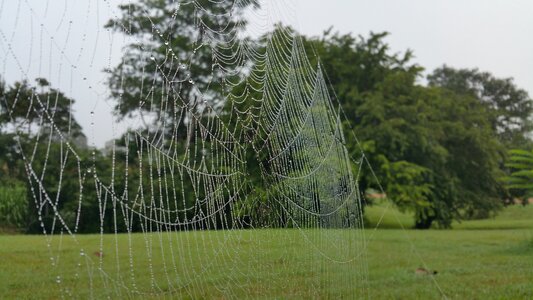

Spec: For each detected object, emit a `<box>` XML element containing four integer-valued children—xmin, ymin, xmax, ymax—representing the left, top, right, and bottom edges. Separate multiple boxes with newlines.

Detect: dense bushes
<box><xmin>0</xmin><ymin>181</ymin><xmax>27</xmax><ymax>230</ymax></box>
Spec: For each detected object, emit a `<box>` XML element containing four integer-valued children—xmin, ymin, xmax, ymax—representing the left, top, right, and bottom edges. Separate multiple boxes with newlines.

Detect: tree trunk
<box><xmin>414</xmin><ymin>216</ymin><xmax>434</xmax><ymax>229</ymax></box>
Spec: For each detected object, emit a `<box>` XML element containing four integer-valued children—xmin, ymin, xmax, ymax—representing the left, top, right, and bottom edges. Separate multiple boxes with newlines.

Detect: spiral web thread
<box><xmin>1</xmin><ymin>0</ymin><xmax>371</xmax><ymax>298</ymax></box>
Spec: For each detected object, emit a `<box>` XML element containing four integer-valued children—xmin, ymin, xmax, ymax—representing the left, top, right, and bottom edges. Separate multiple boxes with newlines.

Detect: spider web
<box><xmin>1</xmin><ymin>0</ymin><xmax>370</xmax><ymax>298</ymax></box>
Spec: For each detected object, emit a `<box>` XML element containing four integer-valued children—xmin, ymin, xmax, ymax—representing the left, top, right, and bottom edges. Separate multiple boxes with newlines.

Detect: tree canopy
<box><xmin>1</xmin><ymin>10</ymin><xmax>532</xmax><ymax>232</ymax></box>
<box><xmin>105</xmin><ymin>0</ymin><xmax>259</xmax><ymax>125</ymax></box>
<box><xmin>428</xmin><ymin>66</ymin><xmax>533</xmax><ymax>149</ymax></box>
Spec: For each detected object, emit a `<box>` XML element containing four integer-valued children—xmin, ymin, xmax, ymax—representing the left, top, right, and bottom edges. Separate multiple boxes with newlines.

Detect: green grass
<box><xmin>364</xmin><ymin>200</ymin><xmax>414</xmax><ymax>229</ymax></box>
<box><xmin>453</xmin><ymin>205</ymin><xmax>533</xmax><ymax>230</ymax></box>
<box><xmin>365</xmin><ymin>199</ymin><xmax>533</xmax><ymax>230</ymax></box>
<box><xmin>1</xmin><ymin>205</ymin><xmax>533</xmax><ymax>299</ymax></box>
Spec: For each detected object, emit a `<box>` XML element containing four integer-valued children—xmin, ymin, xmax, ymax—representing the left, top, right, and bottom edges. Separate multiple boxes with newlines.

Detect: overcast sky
<box><xmin>1</xmin><ymin>0</ymin><xmax>532</xmax><ymax>147</ymax></box>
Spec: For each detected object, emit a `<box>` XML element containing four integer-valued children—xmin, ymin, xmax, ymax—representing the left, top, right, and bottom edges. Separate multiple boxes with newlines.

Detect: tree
<box><xmin>99</xmin><ymin>1</ymin><xmax>263</xmax><ymax>232</ymax></box>
<box><xmin>361</xmin><ymin>79</ymin><xmax>504</xmax><ymax>228</ymax></box>
<box><xmin>105</xmin><ymin>0</ymin><xmax>259</xmax><ymax>126</ymax></box>
<box><xmin>0</xmin><ymin>77</ymin><xmax>84</xmax><ymax>140</ymax></box>
<box><xmin>302</xmin><ymin>31</ymin><xmax>419</xmax><ymax>124</ymax></box>
<box><xmin>0</xmin><ymin>76</ymin><xmax>88</xmax><ymax>232</ymax></box>
<box><xmin>302</xmin><ymin>31</ymin><xmax>506</xmax><ymax>228</ymax></box>
<box><xmin>428</xmin><ymin>66</ymin><xmax>533</xmax><ymax>149</ymax></box>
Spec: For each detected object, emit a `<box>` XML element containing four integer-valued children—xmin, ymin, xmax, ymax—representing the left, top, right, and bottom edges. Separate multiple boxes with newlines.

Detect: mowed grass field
<box><xmin>0</xmin><ymin>204</ymin><xmax>532</xmax><ymax>299</ymax></box>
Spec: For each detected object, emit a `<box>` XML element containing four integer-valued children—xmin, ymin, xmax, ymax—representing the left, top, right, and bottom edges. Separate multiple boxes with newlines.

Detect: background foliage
<box><xmin>1</xmin><ymin>2</ymin><xmax>532</xmax><ymax>232</ymax></box>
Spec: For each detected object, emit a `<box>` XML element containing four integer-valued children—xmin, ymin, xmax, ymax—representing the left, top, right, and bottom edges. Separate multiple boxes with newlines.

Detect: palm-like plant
<box><xmin>505</xmin><ymin>149</ymin><xmax>533</xmax><ymax>199</ymax></box>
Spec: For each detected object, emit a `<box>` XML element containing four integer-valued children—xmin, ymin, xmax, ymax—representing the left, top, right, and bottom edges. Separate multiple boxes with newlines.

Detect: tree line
<box><xmin>1</xmin><ymin>0</ymin><xmax>532</xmax><ymax>232</ymax></box>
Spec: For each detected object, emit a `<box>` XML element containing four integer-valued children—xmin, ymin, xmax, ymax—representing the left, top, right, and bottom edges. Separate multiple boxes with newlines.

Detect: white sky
<box><xmin>1</xmin><ymin>0</ymin><xmax>532</xmax><ymax>147</ymax></box>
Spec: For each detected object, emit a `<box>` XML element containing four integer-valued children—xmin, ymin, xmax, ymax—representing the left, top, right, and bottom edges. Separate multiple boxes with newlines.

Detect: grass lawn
<box><xmin>1</xmin><ymin>204</ymin><xmax>532</xmax><ymax>299</ymax></box>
